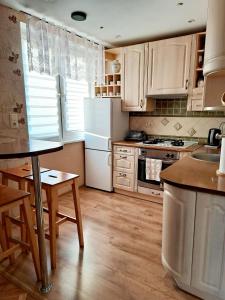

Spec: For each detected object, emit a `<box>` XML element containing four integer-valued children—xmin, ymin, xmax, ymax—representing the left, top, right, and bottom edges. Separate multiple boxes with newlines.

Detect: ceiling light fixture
<box><xmin>177</xmin><ymin>2</ymin><xmax>184</xmax><ymax>6</ymax></box>
<box><xmin>71</xmin><ymin>11</ymin><xmax>87</xmax><ymax>21</ymax></box>
<box><xmin>188</xmin><ymin>18</ymin><xmax>196</xmax><ymax>23</ymax></box>
<box><xmin>100</xmin><ymin>26</ymin><xmax>104</xmax><ymax>29</ymax></box>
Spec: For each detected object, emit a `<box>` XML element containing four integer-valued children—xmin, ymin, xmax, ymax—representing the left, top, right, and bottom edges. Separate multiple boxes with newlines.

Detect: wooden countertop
<box><xmin>113</xmin><ymin>140</ymin><xmax>201</xmax><ymax>152</ymax></box>
<box><xmin>160</xmin><ymin>156</ymin><xmax>225</xmax><ymax>195</ymax></box>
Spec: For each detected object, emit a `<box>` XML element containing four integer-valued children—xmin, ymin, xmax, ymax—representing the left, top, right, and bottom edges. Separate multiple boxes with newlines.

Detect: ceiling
<box><xmin>0</xmin><ymin>0</ymin><xmax>208</xmax><ymax>47</ymax></box>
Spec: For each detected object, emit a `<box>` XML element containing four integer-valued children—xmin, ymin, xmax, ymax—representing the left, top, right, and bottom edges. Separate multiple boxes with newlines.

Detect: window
<box><xmin>21</xmin><ymin>22</ymin><xmax>92</xmax><ymax>142</ymax></box>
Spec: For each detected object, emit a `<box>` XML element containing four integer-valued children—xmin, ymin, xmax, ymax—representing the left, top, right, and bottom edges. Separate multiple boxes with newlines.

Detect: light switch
<box><xmin>9</xmin><ymin>113</ymin><xmax>19</xmax><ymax>128</ymax></box>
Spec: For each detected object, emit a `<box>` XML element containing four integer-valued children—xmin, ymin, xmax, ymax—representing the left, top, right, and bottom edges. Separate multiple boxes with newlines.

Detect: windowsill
<box><xmin>63</xmin><ymin>138</ymin><xmax>85</xmax><ymax>145</ymax></box>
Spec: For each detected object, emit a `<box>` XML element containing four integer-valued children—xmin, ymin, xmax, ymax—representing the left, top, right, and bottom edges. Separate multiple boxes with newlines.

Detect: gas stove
<box><xmin>137</xmin><ymin>138</ymin><xmax>197</xmax><ymax>148</ymax></box>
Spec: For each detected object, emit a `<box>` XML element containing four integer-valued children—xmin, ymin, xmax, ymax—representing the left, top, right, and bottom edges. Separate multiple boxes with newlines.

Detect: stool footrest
<box><xmin>0</xmin><ymin>244</ymin><xmax>20</xmax><ymax>261</ymax></box>
<box><xmin>7</xmin><ymin>216</ymin><xmax>24</xmax><ymax>227</ymax></box>
<box><xmin>32</xmin><ymin>205</ymin><xmax>77</xmax><ymax>224</ymax></box>
<box><xmin>9</xmin><ymin>237</ymin><xmax>30</xmax><ymax>250</ymax></box>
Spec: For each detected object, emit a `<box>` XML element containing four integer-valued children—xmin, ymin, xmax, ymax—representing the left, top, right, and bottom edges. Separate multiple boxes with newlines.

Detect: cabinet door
<box><xmin>162</xmin><ymin>183</ymin><xmax>196</xmax><ymax>285</ymax></box>
<box><xmin>113</xmin><ymin>154</ymin><xmax>134</xmax><ymax>174</ymax></box>
<box><xmin>192</xmin><ymin>193</ymin><xmax>225</xmax><ymax>298</ymax></box>
<box><xmin>113</xmin><ymin>171</ymin><xmax>134</xmax><ymax>192</ymax></box>
<box><xmin>121</xmin><ymin>44</ymin><xmax>145</xmax><ymax>111</ymax></box>
<box><xmin>148</xmin><ymin>35</ymin><xmax>192</xmax><ymax>95</ymax></box>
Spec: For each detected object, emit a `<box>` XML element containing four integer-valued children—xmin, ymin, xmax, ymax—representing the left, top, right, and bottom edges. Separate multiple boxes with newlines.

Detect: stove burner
<box><xmin>171</xmin><ymin>140</ymin><xmax>184</xmax><ymax>146</ymax></box>
<box><xmin>143</xmin><ymin>138</ymin><xmax>165</xmax><ymax>144</ymax></box>
<box><xmin>143</xmin><ymin>138</ymin><xmax>185</xmax><ymax>147</ymax></box>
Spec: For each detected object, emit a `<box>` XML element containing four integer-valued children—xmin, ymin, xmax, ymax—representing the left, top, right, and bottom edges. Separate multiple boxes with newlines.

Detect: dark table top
<box><xmin>0</xmin><ymin>138</ymin><xmax>63</xmax><ymax>159</ymax></box>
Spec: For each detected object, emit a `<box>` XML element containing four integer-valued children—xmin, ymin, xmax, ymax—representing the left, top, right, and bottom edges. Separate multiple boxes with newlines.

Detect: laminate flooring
<box><xmin>0</xmin><ymin>187</ymin><xmax>198</xmax><ymax>300</ymax></box>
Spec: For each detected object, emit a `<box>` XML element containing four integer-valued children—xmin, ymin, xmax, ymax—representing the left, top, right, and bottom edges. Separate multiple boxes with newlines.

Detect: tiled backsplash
<box><xmin>130</xmin><ymin>99</ymin><xmax>225</xmax><ymax>117</ymax></box>
<box><xmin>130</xmin><ymin>116</ymin><xmax>225</xmax><ymax>139</ymax></box>
<box><xmin>130</xmin><ymin>98</ymin><xmax>225</xmax><ymax>140</ymax></box>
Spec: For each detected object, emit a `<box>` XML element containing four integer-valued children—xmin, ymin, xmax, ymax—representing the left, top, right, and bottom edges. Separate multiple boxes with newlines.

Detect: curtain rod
<box><xmin>20</xmin><ymin>10</ymin><xmax>101</xmax><ymax>47</ymax></box>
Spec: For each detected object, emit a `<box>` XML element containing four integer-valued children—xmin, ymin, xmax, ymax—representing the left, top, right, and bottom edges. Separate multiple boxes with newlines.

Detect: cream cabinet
<box><xmin>113</xmin><ymin>146</ymin><xmax>138</xmax><ymax>192</ymax></box>
<box><xmin>162</xmin><ymin>184</ymin><xmax>196</xmax><ymax>286</ymax></box>
<box><xmin>121</xmin><ymin>44</ymin><xmax>150</xmax><ymax>112</ymax></box>
<box><xmin>147</xmin><ymin>35</ymin><xmax>192</xmax><ymax>96</ymax></box>
<box><xmin>162</xmin><ymin>183</ymin><xmax>225</xmax><ymax>300</ymax></box>
<box><xmin>192</xmin><ymin>192</ymin><xmax>225</xmax><ymax>299</ymax></box>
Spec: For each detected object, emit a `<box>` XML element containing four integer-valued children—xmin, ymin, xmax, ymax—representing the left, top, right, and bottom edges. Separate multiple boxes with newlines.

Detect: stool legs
<box><xmin>72</xmin><ymin>179</ymin><xmax>84</xmax><ymax>248</ymax></box>
<box><xmin>46</xmin><ymin>187</ymin><xmax>57</xmax><ymax>270</ymax></box>
<box><xmin>22</xmin><ymin>197</ymin><xmax>41</xmax><ymax>281</ymax></box>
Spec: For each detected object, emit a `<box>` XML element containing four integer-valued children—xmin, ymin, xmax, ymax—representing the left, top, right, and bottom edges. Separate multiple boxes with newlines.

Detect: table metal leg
<box><xmin>31</xmin><ymin>155</ymin><xmax>52</xmax><ymax>293</ymax></box>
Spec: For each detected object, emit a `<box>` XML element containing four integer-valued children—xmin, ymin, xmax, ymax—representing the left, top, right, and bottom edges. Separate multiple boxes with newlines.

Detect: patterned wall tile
<box><xmin>174</xmin><ymin>122</ymin><xmax>182</xmax><ymax>131</ymax></box>
<box><xmin>130</xmin><ymin>116</ymin><xmax>225</xmax><ymax>138</ymax></box>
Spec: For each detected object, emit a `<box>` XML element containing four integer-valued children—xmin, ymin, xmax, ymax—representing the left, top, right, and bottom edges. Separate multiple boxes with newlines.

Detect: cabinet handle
<box><xmin>140</xmin><ymin>99</ymin><xmax>143</xmax><ymax>108</ymax></box>
<box><xmin>152</xmin><ymin>191</ymin><xmax>161</xmax><ymax>196</ymax></box>
<box><xmin>120</xmin><ymin>149</ymin><xmax>128</xmax><ymax>153</ymax></box>
<box><xmin>221</xmin><ymin>92</ymin><xmax>225</xmax><ymax>106</ymax></box>
<box><xmin>185</xmin><ymin>79</ymin><xmax>189</xmax><ymax>90</ymax></box>
<box><xmin>120</xmin><ymin>155</ymin><xmax>127</xmax><ymax>159</ymax></box>
<box><xmin>119</xmin><ymin>172</ymin><xmax>126</xmax><ymax>177</ymax></box>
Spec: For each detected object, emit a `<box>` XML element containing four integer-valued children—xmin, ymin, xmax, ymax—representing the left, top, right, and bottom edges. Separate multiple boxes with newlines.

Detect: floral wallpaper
<box><xmin>0</xmin><ymin>5</ymin><xmax>28</xmax><ymax>168</ymax></box>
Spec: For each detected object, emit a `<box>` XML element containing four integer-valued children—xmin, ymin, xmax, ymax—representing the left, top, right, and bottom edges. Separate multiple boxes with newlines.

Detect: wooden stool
<box><xmin>26</xmin><ymin>170</ymin><xmax>84</xmax><ymax>269</ymax></box>
<box><xmin>0</xmin><ymin>184</ymin><xmax>40</xmax><ymax>281</ymax></box>
<box><xmin>0</xmin><ymin>164</ymin><xmax>50</xmax><ymax>243</ymax></box>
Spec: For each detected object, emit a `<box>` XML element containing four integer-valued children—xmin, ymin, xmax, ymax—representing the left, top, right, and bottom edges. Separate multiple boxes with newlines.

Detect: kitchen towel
<box><xmin>146</xmin><ymin>158</ymin><xmax>162</xmax><ymax>181</ymax></box>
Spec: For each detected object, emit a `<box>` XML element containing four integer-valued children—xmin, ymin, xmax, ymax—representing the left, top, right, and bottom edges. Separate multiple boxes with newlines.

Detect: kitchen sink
<box><xmin>191</xmin><ymin>152</ymin><xmax>220</xmax><ymax>163</ymax></box>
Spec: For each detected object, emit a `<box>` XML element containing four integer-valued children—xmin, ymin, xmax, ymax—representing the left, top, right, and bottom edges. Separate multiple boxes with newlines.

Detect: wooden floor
<box><xmin>0</xmin><ymin>187</ymin><xmax>198</xmax><ymax>300</ymax></box>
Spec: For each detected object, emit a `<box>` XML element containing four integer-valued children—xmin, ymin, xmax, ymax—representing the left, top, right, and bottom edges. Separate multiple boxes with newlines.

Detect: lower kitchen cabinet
<box><xmin>192</xmin><ymin>192</ymin><xmax>225</xmax><ymax>299</ymax></box>
<box><xmin>162</xmin><ymin>184</ymin><xmax>196</xmax><ymax>286</ymax></box>
<box><xmin>113</xmin><ymin>171</ymin><xmax>135</xmax><ymax>192</ymax></box>
<box><xmin>113</xmin><ymin>146</ymin><xmax>138</xmax><ymax>192</ymax></box>
<box><xmin>162</xmin><ymin>183</ymin><xmax>225</xmax><ymax>300</ymax></box>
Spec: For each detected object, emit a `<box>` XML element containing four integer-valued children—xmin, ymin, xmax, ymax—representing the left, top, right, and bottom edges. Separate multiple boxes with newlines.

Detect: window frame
<box><xmin>21</xmin><ymin>22</ymin><xmax>88</xmax><ymax>143</ymax></box>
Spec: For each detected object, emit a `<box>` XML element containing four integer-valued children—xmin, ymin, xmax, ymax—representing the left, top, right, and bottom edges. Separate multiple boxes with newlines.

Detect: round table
<box><xmin>0</xmin><ymin>138</ymin><xmax>63</xmax><ymax>293</ymax></box>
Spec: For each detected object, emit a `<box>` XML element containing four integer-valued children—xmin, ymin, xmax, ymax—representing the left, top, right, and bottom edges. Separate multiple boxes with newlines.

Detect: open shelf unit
<box><xmin>95</xmin><ymin>48</ymin><xmax>122</xmax><ymax>98</ymax></box>
<box><xmin>193</xmin><ymin>32</ymin><xmax>206</xmax><ymax>89</ymax></box>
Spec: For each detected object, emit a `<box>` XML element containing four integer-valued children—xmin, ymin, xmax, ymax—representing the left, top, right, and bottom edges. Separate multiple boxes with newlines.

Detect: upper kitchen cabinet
<box><xmin>121</xmin><ymin>43</ymin><xmax>154</xmax><ymax>112</ymax></box>
<box><xmin>147</xmin><ymin>35</ymin><xmax>192</xmax><ymax>96</ymax></box>
<box><xmin>95</xmin><ymin>47</ymin><xmax>122</xmax><ymax>98</ymax></box>
<box><xmin>187</xmin><ymin>32</ymin><xmax>206</xmax><ymax>112</ymax></box>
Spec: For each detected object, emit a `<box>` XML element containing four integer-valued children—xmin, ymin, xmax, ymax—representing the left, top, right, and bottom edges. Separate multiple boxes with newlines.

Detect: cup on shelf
<box><xmin>102</xmin><ymin>92</ymin><xmax>107</xmax><ymax>97</ymax></box>
<box><xmin>116</xmin><ymin>92</ymin><xmax>120</xmax><ymax>96</ymax></box>
<box><xmin>97</xmin><ymin>93</ymin><xmax>101</xmax><ymax>97</ymax></box>
<box><xmin>110</xmin><ymin>81</ymin><xmax>114</xmax><ymax>85</ymax></box>
<box><xmin>117</xmin><ymin>81</ymin><xmax>121</xmax><ymax>85</ymax></box>
<box><xmin>109</xmin><ymin>92</ymin><xmax>113</xmax><ymax>96</ymax></box>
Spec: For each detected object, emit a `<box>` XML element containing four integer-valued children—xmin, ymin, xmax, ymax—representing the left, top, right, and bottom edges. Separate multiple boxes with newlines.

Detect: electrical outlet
<box><xmin>9</xmin><ymin>113</ymin><xmax>19</xmax><ymax>128</ymax></box>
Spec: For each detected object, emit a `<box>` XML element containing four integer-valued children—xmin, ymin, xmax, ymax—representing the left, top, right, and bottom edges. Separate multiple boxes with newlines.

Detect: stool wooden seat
<box><xmin>0</xmin><ymin>185</ymin><xmax>40</xmax><ymax>281</ymax></box>
<box><xmin>26</xmin><ymin>170</ymin><xmax>84</xmax><ymax>269</ymax></box>
<box><xmin>0</xmin><ymin>164</ymin><xmax>50</xmax><ymax>190</ymax></box>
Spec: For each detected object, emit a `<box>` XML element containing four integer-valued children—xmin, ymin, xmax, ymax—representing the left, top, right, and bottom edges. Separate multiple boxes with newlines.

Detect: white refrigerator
<box><xmin>84</xmin><ymin>98</ymin><xmax>129</xmax><ymax>191</ymax></box>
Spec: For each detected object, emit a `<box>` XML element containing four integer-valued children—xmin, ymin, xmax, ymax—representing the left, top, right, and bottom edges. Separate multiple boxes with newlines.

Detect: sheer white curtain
<box><xmin>26</xmin><ymin>17</ymin><xmax>105</xmax><ymax>84</ymax></box>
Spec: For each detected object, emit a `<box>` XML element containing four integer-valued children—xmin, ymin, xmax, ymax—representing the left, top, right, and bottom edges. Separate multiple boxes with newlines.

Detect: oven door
<box><xmin>138</xmin><ymin>156</ymin><xmax>175</xmax><ymax>190</ymax></box>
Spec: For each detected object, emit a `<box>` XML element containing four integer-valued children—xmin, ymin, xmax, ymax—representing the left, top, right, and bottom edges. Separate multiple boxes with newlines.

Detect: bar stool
<box><xmin>0</xmin><ymin>164</ymin><xmax>50</xmax><ymax>243</ymax></box>
<box><xmin>0</xmin><ymin>184</ymin><xmax>40</xmax><ymax>281</ymax></box>
<box><xmin>26</xmin><ymin>170</ymin><xmax>84</xmax><ymax>269</ymax></box>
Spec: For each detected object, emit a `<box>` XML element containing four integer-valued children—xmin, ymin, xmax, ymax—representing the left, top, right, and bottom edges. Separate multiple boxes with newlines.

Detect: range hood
<box><xmin>203</xmin><ymin>0</ymin><xmax>225</xmax><ymax>110</ymax></box>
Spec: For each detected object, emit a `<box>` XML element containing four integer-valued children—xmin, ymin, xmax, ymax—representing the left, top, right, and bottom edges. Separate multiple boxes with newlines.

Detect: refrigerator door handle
<box><xmin>108</xmin><ymin>154</ymin><xmax>112</xmax><ymax>166</ymax></box>
<box><xmin>108</xmin><ymin>138</ymin><xmax>112</xmax><ymax>151</ymax></box>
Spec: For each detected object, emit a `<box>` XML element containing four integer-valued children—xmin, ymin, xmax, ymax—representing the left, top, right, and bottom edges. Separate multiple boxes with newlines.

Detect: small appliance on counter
<box><xmin>125</xmin><ymin>130</ymin><xmax>147</xmax><ymax>142</ymax></box>
<box><xmin>207</xmin><ymin>128</ymin><xmax>221</xmax><ymax>147</ymax></box>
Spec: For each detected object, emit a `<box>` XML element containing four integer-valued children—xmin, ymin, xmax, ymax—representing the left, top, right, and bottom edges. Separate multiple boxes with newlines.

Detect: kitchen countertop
<box><xmin>113</xmin><ymin>140</ymin><xmax>201</xmax><ymax>152</ymax></box>
<box><xmin>160</xmin><ymin>156</ymin><xmax>225</xmax><ymax>196</ymax></box>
